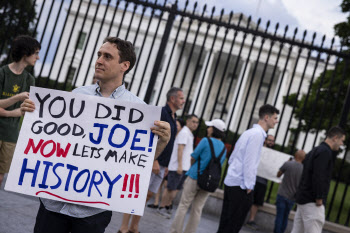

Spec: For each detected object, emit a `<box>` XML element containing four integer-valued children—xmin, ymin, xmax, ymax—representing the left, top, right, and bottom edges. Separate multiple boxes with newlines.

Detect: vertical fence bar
<box><xmin>290</xmin><ymin>35</ymin><xmax>326</xmax><ymax>152</ymax></box>
<box><xmin>116</xmin><ymin>0</ymin><xmax>130</xmax><ymax>38</ymax></box>
<box><xmin>174</xmin><ymin>3</ymin><xmax>205</xmax><ymax>110</ymax></box>
<box><xmin>32</xmin><ymin>0</ymin><xmax>46</xmax><ymax>37</ymax></box>
<box><xmin>37</xmin><ymin>0</ymin><xmax>66</xmax><ymax>85</ymax></box>
<box><xmin>195</xmin><ymin>9</ymin><xmax>226</xmax><ymax>126</ymax></box>
<box><xmin>125</xmin><ymin>3</ymin><xmax>138</xmax><ymax>41</ymax></box>
<box><xmin>189</xmin><ymin>6</ymin><xmax>216</xmax><ymax>113</ymax></box>
<box><xmin>144</xmin><ymin>1</ymin><xmax>176</xmax><ymax>103</ymax></box>
<box><xmin>208</xmin><ymin>11</ymin><xmax>234</xmax><ymax>120</ymax></box>
<box><xmin>301</xmin><ymin>37</ymin><xmax>334</xmax><ymax>149</ymax></box>
<box><xmin>72</xmin><ymin>0</ymin><xmax>102</xmax><ymax>88</ymax></box>
<box><xmin>336</xmin><ymin>182</ymin><xmax>349</xmax><ymax>223</ymax></box>
<box><xmin>60</xmin><ymin>0</ymin><xmax>93</xmax><ymax>90</ymax></box>
<box><xmin>136</xmin><ymin>0</ymin><xmax>168</xmax><ymax>97</ymax></box>
<box><xmin>45</xmin><ymin>0</ymin><xmax>74</xmax><ymax>87</ymax></box>
<box><xmin>273</xmin><ymin>29</ymin><xmax>304</xmax><ymax>144</ymax></box>
<box><xmin>53</xmin><ymin>0</ymin><xmax>84</xmax><ymax>89</ymax></box>
<box><xmin>106</xmin><ymin>0</ymin><xmax>121</xmax><ymax>36</ymax></box>
<box><xmin>81</xmin><ymin>0</ymin><xmax>112</xmax><ymax>87</ymax></box>
<box><xmin>130</xmin><ymin>0</ymin><xmax>159</xmax><ymax>95</ymax></box>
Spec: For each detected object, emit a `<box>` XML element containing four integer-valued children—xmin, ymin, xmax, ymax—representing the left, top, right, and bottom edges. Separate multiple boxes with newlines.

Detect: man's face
<box><xmin>186</xmin><ymin>117</ymin><xmax>199</xmax><ymax>132</ymax></box>
<box><xmin>333</xmin><ymin>135</ymin><xmax>346</xmax><ymax>151</ymax></box>
<box><xmin>266</xmin><ymin>113</ymin><xmax>279</xmax><ymax>129</ymax></box>
<box><xmin>171</xmin><ymin>91</ymin><xmax>185</xmax><ymax>110</ymax></box>
<box><xmin>24</xmin><ymin>49</ymin><xmax>40</xmax><ymax>66</ymax></box>
<box><xmin>264</xmin><ymin>135</ymin><xmax>275</xmax><ymax>148</ymax></box>
<box><xmin>94</xmin><ymin>42</ymin><xmax>129</xmax><ymax>83</ymax></box>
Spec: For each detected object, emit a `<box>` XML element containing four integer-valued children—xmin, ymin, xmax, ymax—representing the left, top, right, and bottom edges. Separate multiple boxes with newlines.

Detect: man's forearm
<box><xmin>0</xmin><ymin>95</ymin><xmax>20</xmax><ymax>109</ymax></box>
<box><xmin>0</xmin><ymin>108</ymin><xmax>22</xmax><ymax>117</ymax></box>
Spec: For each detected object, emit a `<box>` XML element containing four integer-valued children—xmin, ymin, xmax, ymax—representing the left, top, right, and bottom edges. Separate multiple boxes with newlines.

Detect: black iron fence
<box><xmin>1</xmin><ymin>0</ymin><xmax>350</xmax><ymax>227</ymax></box>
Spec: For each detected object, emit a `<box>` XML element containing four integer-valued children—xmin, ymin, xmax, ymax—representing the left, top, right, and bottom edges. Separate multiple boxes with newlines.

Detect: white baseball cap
<box><xmin>205</xmin><ymin>119</ymin><xmax>226</xmax><ymax>132</ymax></box>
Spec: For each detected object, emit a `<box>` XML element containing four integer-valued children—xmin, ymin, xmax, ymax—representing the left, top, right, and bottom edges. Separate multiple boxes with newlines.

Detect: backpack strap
<box><xmin>208</xmin><ymin>137</ymin><xmax>226</xmax><ymax>162</ymax></box>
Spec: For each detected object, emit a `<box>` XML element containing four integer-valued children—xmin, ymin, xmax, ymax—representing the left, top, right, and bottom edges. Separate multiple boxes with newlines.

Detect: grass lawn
<box><xmin>264</xmin><ymin>180</ymin><xmax>350</xmax><ymax>226</ymax></box>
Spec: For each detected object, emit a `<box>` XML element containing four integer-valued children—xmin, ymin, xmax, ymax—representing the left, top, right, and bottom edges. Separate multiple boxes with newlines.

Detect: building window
<box><xmin>76</xmin><ymin>31</ymin><xmax>87</xmax><ymax>50</ymax></box>
<box><xmin>66</xmin><ymin>66</ymin><xmax>76</xmax><ymax>86</ymax></box>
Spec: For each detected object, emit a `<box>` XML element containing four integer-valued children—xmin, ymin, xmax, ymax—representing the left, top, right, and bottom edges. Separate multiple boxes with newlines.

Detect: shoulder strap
<box><xmin>207</xmin><ymin>137</ymin><xmax>216</xmax><ymax>160</ymax></box>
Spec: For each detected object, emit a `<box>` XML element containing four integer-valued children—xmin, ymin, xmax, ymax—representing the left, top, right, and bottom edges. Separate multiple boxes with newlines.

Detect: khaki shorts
<box><xmin>0</xmin><ymin>140</ymin><xmax>16</xmax><ymax>173</ymax></box>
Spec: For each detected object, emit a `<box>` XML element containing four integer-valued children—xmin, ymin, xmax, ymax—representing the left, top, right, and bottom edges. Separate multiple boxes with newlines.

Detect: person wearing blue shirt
<box><xmin>170</xmin><ymin>119</ymin><xmax>227</xmax><ymax>233</ymax></box>
<box><xmin>217</xmin><ymin>104</ymin><xmax>279</xmax><ymax>233</ymax></box>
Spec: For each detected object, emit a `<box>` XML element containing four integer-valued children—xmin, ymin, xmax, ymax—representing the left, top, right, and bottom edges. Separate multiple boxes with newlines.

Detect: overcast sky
<box><xmin>173</xmin><ymin>0</ymin><xmax>347</xmax><ymax>47</ymax></box>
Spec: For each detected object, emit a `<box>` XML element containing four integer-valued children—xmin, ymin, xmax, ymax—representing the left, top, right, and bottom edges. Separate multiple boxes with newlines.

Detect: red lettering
<box><xmin>40</xmin><ymin>140</ymin><xmax>56</xmax><ymax>158</ymax></box>
<box><xmin>24</xmin><ymin>138</ymin><xmax>44</xmax><ymax>154</ymax></box>
<box><xmin>56</xmin><ymin>143</ymin><xmax>71</xmax><ymax>158</ymax></box>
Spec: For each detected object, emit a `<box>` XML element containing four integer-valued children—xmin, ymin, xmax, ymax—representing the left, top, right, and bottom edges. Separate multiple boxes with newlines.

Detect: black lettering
<box><xmin>72</xmin><ymin>144</ymin><xmax>81</xmax><ymax>156</ymax></box>
<box><xmin>128</xmin><ymin>152</ymin><xmax>138</xmax><ymax>165</ymax></box>
<box><xmin>105</xmin><ymin>150</ymin><xmax>118</xmax><ymax>162</ymax></box>
<box><xmin>72</xmin><ymin>124</ymin><xmax>84</xmax><ymax>136</ymax></box>
<box><xmin>82</xmin><ymin>145</ymin><xmax>90</xmax><ymax>157</ymax></box>
<box><xmin>31</xmin><ymin>120</ymin><xmax>43</xmax><ymax>134</ymax></box>
<box><xmin>43</xmin><ymin>122</ymin><xmax>58</xmax><ymax>135</ymax></box>
<box><xmin>138</xmin><ymin>154</ymin><xmax>148</xmax><ymax>168</ymax></box>
<box><xmin>119</xmin><ymin>150</ymin><xmax>127</xmax><ymax>163</ymax></box>
<box><xmin>70</xmin><ymin>98</ymin><xmax>85</xmax><ymax>118</ymax></box>
<box><xmin>112</xmin><ymin>105</ymin><xmax>126</xmax><ymax>120</ymax></box>
<box><xmin>49</xmin><ymin>96</ymin><xmax>66</xmax><ymax>118</ymax></box>
<box><xmin>57</xmin><ymin>123</ymin><xmax>71</xmax><ymax>136</ymax></box>
<box><xmin>129</xmin><ymin>108</ymin><xmax>144</xmax><ymax>124</ymax></box>
<box><xmin>36</xmin><ymin>93</ymin><xmax>51</xmax><ymax>118</ymax></box>
<box><xmin>95</xmin><ymin>103</ymin><xmax>111</xmax><ymax>119</ymax></box>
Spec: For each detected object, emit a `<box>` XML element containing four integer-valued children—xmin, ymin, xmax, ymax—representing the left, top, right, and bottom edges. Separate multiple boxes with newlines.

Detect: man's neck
<box><xmin>167</xmin><ymin>102</ymin><xmax>178</xmax><ymax>119</ymax></box>
<box><xmin>258</xmin><ymin>120</ymin><xmax>268</xmax><ymax>132</ymax></box>
<box><xmin>8</xmin><ymin>62</ymin><xmax>27</xmax><ymax>75</ymax></box>
<box><xmin>324</xmin><ymin>139</ymin><xmax>334</xmax><ymax>150</ymax></box>
<box><xmin>98</xmin><ymin>79</ymin><xmax>123</xmax><ymax>97</ymax></box>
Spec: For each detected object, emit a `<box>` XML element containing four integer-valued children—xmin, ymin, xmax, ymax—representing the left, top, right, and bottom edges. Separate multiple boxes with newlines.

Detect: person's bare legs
<box><xmin>249</xmin><ymin>205</ymin><xmax>259</xmax><ymax>222</ymax></box>
<box><xmin>119</xmin><ymin>214</ymin><xmax>131</xmax><ymax>233</ymax></box>
<box><xmin>0</xmin><ymin>173</ymin><xmax>4</xmax><ymax>187</ymax></box>
<box><xmin>127</xmin><ymin>191</ymin><xmax>154</xmax><ymax>233</ymax></box>
<box><xmin>159</xmin><ymin>188</ymin><xmax>178</xmax><ymax>207</ymax></box>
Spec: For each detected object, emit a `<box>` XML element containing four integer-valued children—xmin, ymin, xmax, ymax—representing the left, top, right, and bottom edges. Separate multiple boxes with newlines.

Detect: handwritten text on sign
<box><xmin>5</xmin><ymin>87</ymin><xmax>161</xmax><ymax>216</ymax></box>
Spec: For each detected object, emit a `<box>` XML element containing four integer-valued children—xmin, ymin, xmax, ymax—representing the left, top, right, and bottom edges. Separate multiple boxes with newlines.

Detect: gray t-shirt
<box><xmin>277</xmin><ymin>160</ymin><xmax>303</xmax><ymax>201</ymax></box>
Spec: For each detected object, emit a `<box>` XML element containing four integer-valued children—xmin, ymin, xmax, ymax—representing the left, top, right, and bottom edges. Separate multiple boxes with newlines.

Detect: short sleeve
<box><xmin>177</xmin><ymin>129</ymin><xmax>189</xmax><ymax>145</ymax></box>
<box><xmin>191</xmin><ymin>137</ymin><xmax>208</xmax><ymax>160</ymax></box>
<box><xmin>279</xmin><ymin>162</ymin><xmax>288</xmax><ymax>173</ymax></box>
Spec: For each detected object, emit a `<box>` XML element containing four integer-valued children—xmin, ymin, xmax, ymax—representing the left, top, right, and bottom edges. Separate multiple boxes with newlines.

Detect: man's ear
<box><xmin>120</xmin><ymin>61</ymin><xmax>130</xmax><ymax>73</ymax></box>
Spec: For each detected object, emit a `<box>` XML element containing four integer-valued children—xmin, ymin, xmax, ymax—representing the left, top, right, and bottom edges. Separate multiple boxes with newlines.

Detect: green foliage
<box><xmin>0</xmin><ymin>0</ymin><xmax>36</xmax><ymax>63</ymax></box>
<box><xmin>332</xmin><ymin>157</ymin><xmax>350</xmax><ymax>183</ymax></box>
<box><xmin>36</xmin><ymin>77</ymin><xmax>73</xmax><ymax>92</ymax></box>
<box><xmin>283</xmin><ymin>61</ymin><xmax>350</xmax><ymax>134</ymax></box>
<box><xmin>335</xmin><ymin>0</ymin><xmax>350</xmax><ymax>47</ymax></box>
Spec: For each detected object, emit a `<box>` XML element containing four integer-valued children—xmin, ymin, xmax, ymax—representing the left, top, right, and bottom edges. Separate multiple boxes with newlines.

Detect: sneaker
<box><xmin>246</xmin><ymin>221</ymin><xmax>259</xmax><ymax>230</ymax></box>
<box><xmin>156</xmin><ymin>207</ymin><xmax>171</xmax><ymax>219</ymax></box>
<box><xmin>147</xmin><ymin>204</ymin><xmax>158</xmax><ymax>209</ymax></box>
<box><xmin>166</xmin><ymin>207</ymin><xmax>172</xmax><ymax>217</ymax></box>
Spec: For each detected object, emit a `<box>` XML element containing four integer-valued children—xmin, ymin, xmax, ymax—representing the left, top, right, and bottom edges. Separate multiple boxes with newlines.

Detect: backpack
<box><xmin>197</xmin><ymin>137</ymin><xmax>226</xmax><ymax>192</ymax></box>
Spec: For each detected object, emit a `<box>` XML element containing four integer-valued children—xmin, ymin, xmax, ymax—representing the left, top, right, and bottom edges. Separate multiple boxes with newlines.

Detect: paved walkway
<box><xmin>0</xmin><ymin>187</ymin><xmax>267</xmax><ymax>233</ymax></box>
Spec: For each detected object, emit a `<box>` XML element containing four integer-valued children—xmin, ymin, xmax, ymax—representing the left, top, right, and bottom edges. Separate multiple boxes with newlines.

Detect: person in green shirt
<box><xmin>0</xmin><ymin>35</ymin><xmax>40</xmax><ymax>186</ymax></box>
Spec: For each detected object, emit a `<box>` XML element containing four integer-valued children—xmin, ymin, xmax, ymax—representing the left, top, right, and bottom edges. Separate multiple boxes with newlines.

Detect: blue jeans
<box><xmin>274</xmin><ymin>194</ymin><xmax>295</xmax><ymax>233</ymax></box>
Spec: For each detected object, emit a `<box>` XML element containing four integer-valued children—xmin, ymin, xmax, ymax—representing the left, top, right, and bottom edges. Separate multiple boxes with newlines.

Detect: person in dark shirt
<box><xmin>119</xmin><ymin>87</ymin><xmax>185</xmax><ymax>233</ymax></box>
<box><xmin>291</xmin><ymin>126</ymin><xmax>346</xmax><ymax>233</ymax></box>
<box><xmin>0</xmin><ymin>35</ymin><xmax>40</xmax><ymax>187</ymax></box>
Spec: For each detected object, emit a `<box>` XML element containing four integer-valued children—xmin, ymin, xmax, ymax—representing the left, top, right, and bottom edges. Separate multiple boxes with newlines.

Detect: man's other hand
<box><xmin>20</xmin><ymin>99</ymin><xmax>35</xmax><ymax>115</ymax></box>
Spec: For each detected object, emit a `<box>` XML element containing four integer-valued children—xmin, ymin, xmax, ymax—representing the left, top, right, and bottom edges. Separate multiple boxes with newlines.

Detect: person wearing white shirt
<box><xmin>157</xmin><ymin>115</ymin><xmax>199</xmax><ymax>219</ymax></box>
<box><xmin>217</xmin><ymin>104</ymin><xmax>279</xmax><ymax>233</ymax></box>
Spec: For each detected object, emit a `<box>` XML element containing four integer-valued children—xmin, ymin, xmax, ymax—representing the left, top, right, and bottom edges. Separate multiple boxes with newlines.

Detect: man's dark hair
<box><xmin>11</xmin><ymin>35</ymin><xmax>41</xmax><ymax>62</ymax></box>
<box><xmin>186</xmin><ymin>114</ymin><xmax>198</xmax><ymax>121</ymax></box>
<box><xmin>103</xmin><ymin>37</ymin><xmax>136</xmax><ymax>75</ymax></box>
<box><xmin>176</xmin><ymin>118</ymin><xmax>185</xmax><ymax>128</ymax></box>
<box><xmin>166</xmin><ymin>87</ymin><xmax>183</xmax><ymax>102</ymax></box>
<box><xmin>259</xmin><ymin>104</ymin><xmax>280</xmax><ymax>119</ymax></box>
<box><xmin>326</xmin><ymin>126</ymin><xmax>346</xmax><ymax>139</ymax></box>
<box><xmin>212</xmin><ymin>127</ymin><xmax>225</xmax><ymax>140</ymax></box>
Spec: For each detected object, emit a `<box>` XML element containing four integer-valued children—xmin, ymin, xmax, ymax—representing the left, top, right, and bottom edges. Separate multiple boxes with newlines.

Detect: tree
<box><xmin>0</xmin><ymin>0</ymin><xmax>37</xmax><ymax>63</ymax></box>
<box><xmin>284</xmin><ymin>0</ymin><xmax>350</xmax><ymax>140</ymax></box>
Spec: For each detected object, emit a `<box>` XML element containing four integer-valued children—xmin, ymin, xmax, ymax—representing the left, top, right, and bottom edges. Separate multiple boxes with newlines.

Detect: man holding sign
<box><xmin>20</xmin><ymin>37</ymin><xmax>170</xmax><ymax>233</ymax></box>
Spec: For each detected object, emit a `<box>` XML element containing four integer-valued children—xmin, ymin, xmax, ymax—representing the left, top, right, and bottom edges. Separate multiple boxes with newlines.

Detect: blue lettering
<box><xmin>51</xmin><ymin>163</ymin><xmax>64</xmax><ymax>189</ymax></box>
<box><xmin>65</xmin><ymin>164</ymin><xmax>78</xmax><ymax>191</ymax></box>
<box><xmin>38</xmin><ymin>161</ymin><xmax>53</xmax><ymax>189</ymax></box>
<box><xmin>130</xmin><ymin>129</ymin><xmax>147</xmax><ymax>151</ymax></box>
<box><xmin>73</xmin><ymin>169</ymin><xmax>90</xmax><ymax>193</ymax></box>
<box><xmin>18</xmin><ymin>159</ymin><xmax>40</xmax><ymax>187</ymax></box>
<box><xmin>89</xmin><ymin>123</ymin><xmax>108</xmax><ymax>144</ymax></box>
<box><xmin>88</xmin><ymin>170</ymin><xmax>103</xmax><ymax>197</ymax></box>
<box><xmin>108</xmin><ymin>124</ymin><xmax>130</xmax><ymax>148</ymax></box>
<box><xmin>103</xmin><ymin>172</ymin><xmax>122</xmax><ymax>198</ymax></box>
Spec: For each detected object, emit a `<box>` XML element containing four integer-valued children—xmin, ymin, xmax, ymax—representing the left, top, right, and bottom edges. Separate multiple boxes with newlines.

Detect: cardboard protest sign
<box><xmin>257</xmin><ymin>147</ymin><xmax>292</xmax><ymax>183</ymax></box>
<box><xmin>5</xmin><ymin>87</ymin><xmax>161</xmax><ymax>216</ymax></box>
